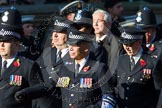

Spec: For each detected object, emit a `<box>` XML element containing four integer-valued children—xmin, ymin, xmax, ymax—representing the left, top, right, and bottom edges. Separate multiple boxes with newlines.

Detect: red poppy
<box><xmin>140</xmin><ymin>59</ymin><xmax>146</xmax><ymax>67</ymax></box>
<box><xmin>83</xmin><ymin>66</ymin><xmax>90</xmax><ymax>72</ymax></box>
<box><xmin>13</xmin><ymin>59</ymin><xmax>20</xmax><ymax>67</ymax></box>
<box><xmin>149</xmin><ymin>44</ymin><xmax>155</xmax><ymax>51</ymax></box>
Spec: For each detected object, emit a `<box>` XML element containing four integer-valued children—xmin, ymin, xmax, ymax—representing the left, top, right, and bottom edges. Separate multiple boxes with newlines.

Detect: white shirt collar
<box><xmin>75</xmin><ymin>55</ymin><xmax>89</xmax><ymax>72</ymax></box>
<box><xmin>131</xmin><ymin>48</ymin><xmax>143</xmax><ymax>64</ymax></box>
<box><xmin>2</xmin><ymin>54</ymin><xmax>17</xmax><ymax>68</ymax></box>
<box><xmin>96</xmin><ymin>35</ymin><xmax>107</xmax><ymax>42</ymax></box>
<box><xmin>57</xmin><ymin>48</ymin><xmax>68</xmax><ymax>58</ymax></box>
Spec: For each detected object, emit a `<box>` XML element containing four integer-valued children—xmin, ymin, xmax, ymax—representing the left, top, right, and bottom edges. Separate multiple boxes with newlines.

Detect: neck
<box><xmin>55</xmin><ymin>44</ymin><xmax>67</xmax><ymax>50</ymax></box>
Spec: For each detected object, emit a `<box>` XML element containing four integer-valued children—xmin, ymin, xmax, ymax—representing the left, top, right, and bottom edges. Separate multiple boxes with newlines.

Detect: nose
<box><xmin>53</xmin><ymin>32</ymin><xmax>58</xmax><ymax>37</ymax></box>
<box><xmin>93</xmin><ymin>20</ymin><xmax>98</xmax><ymax>26</ymax></box>
<box><xmin>0</xmin><ymin>42</ymin><xmax>4</xmax><ymax>47</ymax></box>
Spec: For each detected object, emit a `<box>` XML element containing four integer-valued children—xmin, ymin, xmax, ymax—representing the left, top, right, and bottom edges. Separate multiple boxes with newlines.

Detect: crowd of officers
<box><xmin>0</xmin><ymin>0</ymin><xmax>162</xmax><ymax>108</ymax></box>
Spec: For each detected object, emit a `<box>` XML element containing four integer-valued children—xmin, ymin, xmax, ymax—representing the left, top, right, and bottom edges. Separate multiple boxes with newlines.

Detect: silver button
<box><xmin>72</xmin><ymin>84</ymin><xmax>75</xmax><ymax>87</ymax></box>
<box><xmin>126</xmin><ymin>87</ymin><xmax>129</xmax><ymax>90</ymax></box>
<box><xmin>52</xmin><ymin>68</ymin><xmax>54</xmax><ymax>70</ymax></box>
<box><xmin>125</xmin><ymin>97</ymin><xmax>128</xmax><ymax>100</ymax></box>
<box><xmin>69</xmin><ymin>104</ymin><xmax>72</xmax><ymax>106</ymax></box>
<box><xmin>71</xmin><ymin>94</ymin><xmax>74</xmax><ymax>97</ymax></box>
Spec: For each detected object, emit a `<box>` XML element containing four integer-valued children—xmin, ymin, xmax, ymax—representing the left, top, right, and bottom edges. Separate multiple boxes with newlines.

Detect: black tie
<box><xmin>130</xmin><ymin>56</ymin><xmax>135</xmax><ymax>71</ymax></box>
<box><xmin>75</xmin><ymin>64</ymin><xmax>80</xmax><ymax>77</ymax></box>
<box><xmin>1</xmin><ymin>60</ymin><xmax>7</xmax><ymax>76</ymax></box>
<box><xmin>56</xmin><ymin>50</ymin><xmax>62</xmax><ymax>62</ymax></box>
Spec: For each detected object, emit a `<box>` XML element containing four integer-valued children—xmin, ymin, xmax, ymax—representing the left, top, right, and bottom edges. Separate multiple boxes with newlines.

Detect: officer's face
<box><xmin>52</xmin><ymin>32</ymin><xmax>67</xmax><ymax>48</ymax></box>
<box><xmin>93</xmin><ymin>12</ymin><xmax>108</xmax><ymax>36</ymax></box>
<box><xmin>123</xmin><ymin>40</ymin><xmax>142</xmax><ymax>56</ymax></box>
<box><xmin>0</xmin><ymin>40</ymin><xmax>19</xmax><ymax>59</ymax></box>
<box><xmin>23</xmin><ymin>23</ymin><xmax>35</xmax><ymax>37</ymax></box>
<box><xmin>68</xmin><ymin>42</ymin><xmax>89</xmax><ymax>60</ymax></box>
<box><xmin>108</xmin><ymin>2</ymin><xmax>124</xmax><ymax>18</ymax></box>
<box><xmin>144</xmin><ymin>27</ymin><xmax>156</xmax><ymax>43</ymax></box>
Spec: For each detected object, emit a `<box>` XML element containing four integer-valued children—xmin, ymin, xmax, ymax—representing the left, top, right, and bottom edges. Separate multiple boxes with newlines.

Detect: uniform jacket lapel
<box><xmin>0</xmin><ymin>56</ymin><xmax>21</xmax><ymax>80</ymax></box>
<box><xmin>128</xmin><ymin>54</ymin><xmax>148</xmax><ymax>76</ymax></box>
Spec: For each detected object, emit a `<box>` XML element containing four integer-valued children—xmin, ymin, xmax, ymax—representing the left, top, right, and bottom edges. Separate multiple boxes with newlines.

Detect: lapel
<box><xmin>51</xmin><ymin>48</ymin><xmax>57</xmax><ymax>66</ymax></box>
<box><xmin>53</xmin><ymin>51</ymin><xmax>70</xmax><ymax>68</ymax></box>
<box><xmin>0</xmin><ymin>56</ymin><xmax>21</xmax><ymax>80</ymax></box>
<box><xmin>128</xmin><ymin>54</ymin><xmax>148</xmax><ymax>76</ymax></box>
<box><xmin>119</xmin><ymin>55</ymin><xmax>131</xmax><ymax>74</ymax></box>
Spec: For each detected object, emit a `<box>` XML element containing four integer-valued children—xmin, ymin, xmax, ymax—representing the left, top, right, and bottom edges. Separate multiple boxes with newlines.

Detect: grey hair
<box><xmin>92</xmin><ymin>9</ymin><xmax>112</xmax><ymax>23</ymax></box>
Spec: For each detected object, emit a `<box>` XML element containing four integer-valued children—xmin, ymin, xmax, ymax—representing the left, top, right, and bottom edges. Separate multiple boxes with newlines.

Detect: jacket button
<box><xmin>125</xmin><ymin>97</ymin><xmax>128</xmax><ymax>100</ymax></box>
<box><xmin>126</xmin><ymin>87</ymin><xmax>129</xmax><ymax>90</ymax></box>
<box><xmin>69</xmin><ymin>104</ymin><xmax>72</xmax><ymax>106</ymax></box>
<box><xmin>71</xmin><ymin>94</ymin><xmax>74</xmax><ymax>97</ymax></box>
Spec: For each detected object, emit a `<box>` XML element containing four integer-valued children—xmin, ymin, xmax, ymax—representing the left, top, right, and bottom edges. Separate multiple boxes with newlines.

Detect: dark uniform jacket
<box><xmin>57</xmin><ymin>54</ymin><xmax>109</xmax><ymax>108</ymax></box>
<box><xmin>34</xmin><ymin>47</ymin><xmax>70</xmax><ymax>108</ymax></box>
<box><xmin>113</xmin><ymin>52</ymin><xmax>162</xmax><ymax>108</ymax></box>
<box><xmin>0</xmin><ymin>55</ymin><xmax>41</xmax><ymax>108</ymax></box>
<box><xmin>102</xmin><ymin>34</ymin><xmax>122</xmax><ymax>74</ymax></box>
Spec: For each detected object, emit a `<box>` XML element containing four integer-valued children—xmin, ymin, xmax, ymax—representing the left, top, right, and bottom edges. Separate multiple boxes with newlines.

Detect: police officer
<box><xmin>112</xmin><ymin>26</ymin><xmax>162</xmax><ymax>108</ymax></box>
<box><xmin>0</xmin><ymin>7</ymin><xmax>42</xmax><ymax>108</ymax></box>
<box><xmin>136</xmin><ymin>7</ymin><xmax>162</xmax><ymax>64</ymax></box>
<box><xmin>19</xmin><ymin>15</ymin><xmax>41</xmax><ymax>60</ymax></box>
<box><xmin>34</xmin><ymin>16</ymin><xmax>78</xmax><ymax>108</ymax></box>
<box><xmin>56</xmin><ymin>29</ymin><xmax>114</xmax><ymax>108</ymax></box>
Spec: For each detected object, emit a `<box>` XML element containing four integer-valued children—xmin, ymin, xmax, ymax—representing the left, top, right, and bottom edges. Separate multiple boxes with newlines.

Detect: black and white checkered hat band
<box><xmin>54</xmin><ymin>20</ymin><xmax>70</xmax><ymax>28</ymax></box>
<box><xmin>121</xmin><ymin>32</ymin><xmax>143</xmax><ymax>39</ymax></box>
<box><xmin>69</xmin><ymin>32</ymin><xmax>90</xmax><ymax>41</ymax></box>
<box><xmin>0</xmin><ymin>29</ymin><xmax>20</xmax><ymax>38</ymax></box>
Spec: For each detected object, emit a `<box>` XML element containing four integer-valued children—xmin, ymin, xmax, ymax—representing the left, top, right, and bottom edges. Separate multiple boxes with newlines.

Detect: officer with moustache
<box><xmin>0</xmin><ymin>7</ymin><xmax>43</xmax><ymax>108</ymax></box>
<box><xmin>56</xmin><ymin>29</ymin><xmax>115</xmax><ymax>108</ymax></box>
<box><xmin>111</xmin><ymin>26</ymin><xmax>162</xmax><ymax>108</ymax></box>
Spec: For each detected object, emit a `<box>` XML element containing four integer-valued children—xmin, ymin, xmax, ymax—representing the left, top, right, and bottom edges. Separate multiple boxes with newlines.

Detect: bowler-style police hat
<box><xmin>135</xmin><ymin>7</ymin><xmax>157</xmax><ymax>28</ymax></box>
<box><xmin>0</xmin><ymin>7</ymin><xmax>23</xmax><ymax>41</ymax></box>
<box><xmin>67</xmin><ymin>29</ymin><xmax>93</xmax><ymax>45</ymax></box>
<box><xmin>73</xmin><ymin>9</ymin><xmax>92</xmax><ymax>27</ymax></box>
<box><xmin>53</xmin><ymin>16</ymin><xmax>79</xmax><ymax>33</ymax></box>
<box><xmin>118</xmin><ymin>26</ymin><xmax>145</xmax><ymax>45</ymax></box>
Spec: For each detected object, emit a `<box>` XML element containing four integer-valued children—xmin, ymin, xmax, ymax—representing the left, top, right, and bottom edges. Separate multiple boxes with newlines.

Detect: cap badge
<box><xmin>136</xmin><ymin>12</ymin><xmax>142</xmax><ymax>23</ymax></box>
<box><xmin>74</xmin><ymin>10</ymin><xmax>82</xmax><ymax>21</ymax></box>
<box><xmin>2</xmin><ymin>11</ymin><xmax>9</xmax><ymax>22</ymax></box>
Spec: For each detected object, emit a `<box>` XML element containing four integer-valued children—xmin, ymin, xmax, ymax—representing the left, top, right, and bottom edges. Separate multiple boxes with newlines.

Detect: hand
<box><xmin>15</xmin><ymin>91</ymin><xmax>26</xmax><ymax>103</ymax></box>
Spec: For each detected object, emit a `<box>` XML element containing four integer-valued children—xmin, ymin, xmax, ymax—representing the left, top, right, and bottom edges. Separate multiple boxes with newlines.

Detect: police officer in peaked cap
<box><xmin>111</xmin><ymin>26</ymin><xmax>162</xmax><ymax>108</ymax></box>
<box><xmin>0</xmin><ymin>7</ymin><xmax>43</xmax><ymax>108</ymax></box>
<box><xmin>56</xmin><ymin>29</ymin><xmax>115</xmax><ymax>108</ymax></box>
<box><xmin>60</xmin><ymin>0</ymin><xmax>85</xmax><ymax>21</ymax></box>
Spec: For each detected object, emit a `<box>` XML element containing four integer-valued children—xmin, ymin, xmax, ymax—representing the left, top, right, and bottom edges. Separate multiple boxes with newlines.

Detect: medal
<box><xmin>9</xmin><ymin>75</ymin><xmax>22</xmax><ymax>86</ymax></box>
<box><xmin>56</xmin><ymin>77</ymin><xmax>70</xmax><ymax>87</ymax></box>
<box><xmin>80</xmin><ymin>78</ymin><xmax>92</xmax><ymax>88</ymax></box>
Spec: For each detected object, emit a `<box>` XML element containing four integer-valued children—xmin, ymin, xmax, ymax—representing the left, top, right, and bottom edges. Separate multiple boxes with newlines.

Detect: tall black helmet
<box><xmin>135</xmin><ymin>7</ymin><xmax>157</xmax><ymax>28</ymax></box>
<box><xmin>0</xmin><ymin>7</ymin><xmax>23</xmax><ymax>41</ymax></box>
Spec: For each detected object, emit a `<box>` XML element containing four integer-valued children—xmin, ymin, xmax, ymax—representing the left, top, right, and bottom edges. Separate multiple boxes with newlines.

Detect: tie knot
<box><xmin>130</xmin><ymin>56</ymin><xmax>134</xmax><ymax>63</ymax></box>
<box><xmin>57</xmin><ymin>50</ymin><xmax>62</xmax><ymax>58</ymax></box>
<box><xmin>3</xmin><ymin>60</ymin><xmax>7</xmax><ymax>68</ymax></box>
